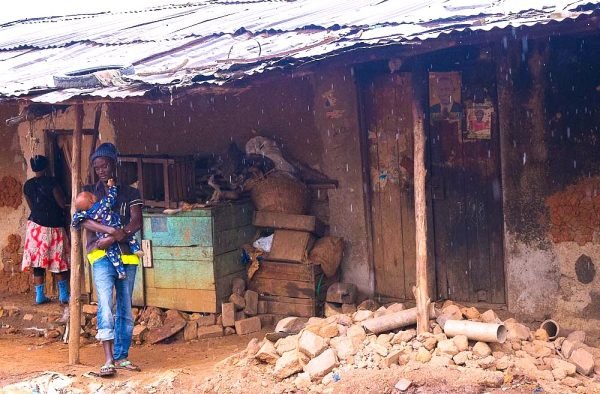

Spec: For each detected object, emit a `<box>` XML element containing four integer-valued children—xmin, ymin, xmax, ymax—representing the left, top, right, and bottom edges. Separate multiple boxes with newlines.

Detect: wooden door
<box><xmin>429</xmin><ymin>64</ymin><xmax>505</xmax><ymax>304</ymax></box>
<box><xmin>362</xmin><ymin>73</ymin><xmax>416</xmax><ymax>300</ymax></box>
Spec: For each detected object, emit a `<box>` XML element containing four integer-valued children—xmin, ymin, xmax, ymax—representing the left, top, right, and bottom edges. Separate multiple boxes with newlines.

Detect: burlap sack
<box><xmin>309</xmin><ymin>236</ymin><xmax>344</xmax><ymax>277</ymax></box>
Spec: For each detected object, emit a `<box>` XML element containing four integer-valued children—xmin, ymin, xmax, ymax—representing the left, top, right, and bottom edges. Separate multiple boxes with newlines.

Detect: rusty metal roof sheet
<box><xmin>0</xmin><ymin>0</ymin><xmax>598</xmax><ymax>102</ymax></box>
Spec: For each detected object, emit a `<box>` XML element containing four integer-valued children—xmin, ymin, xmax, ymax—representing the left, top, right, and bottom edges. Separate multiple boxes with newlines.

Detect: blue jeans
<box><xmin>92</xmin><ymin>256</ymin><xmax>137</xmax><ymax>361</ymax></box>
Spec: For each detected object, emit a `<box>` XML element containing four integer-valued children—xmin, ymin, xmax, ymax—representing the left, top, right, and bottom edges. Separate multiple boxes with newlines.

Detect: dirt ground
<box><xmin>1</xmin><ymin>294</ymin><xmax>597</xmax><ymax>393</ymax></box>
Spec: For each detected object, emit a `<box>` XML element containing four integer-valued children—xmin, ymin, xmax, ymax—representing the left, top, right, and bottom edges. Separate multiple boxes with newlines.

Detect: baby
<box><xmin>72</xmin><ymin>179</ymin><xmax>143</xmax><ymax>279</ymax></box>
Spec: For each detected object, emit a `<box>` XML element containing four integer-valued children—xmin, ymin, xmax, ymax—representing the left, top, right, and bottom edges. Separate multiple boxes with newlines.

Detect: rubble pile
<box><xmin>205</xmin><ymin>300</ymin><xmax>600</xmax><ymax>393</ymax></box>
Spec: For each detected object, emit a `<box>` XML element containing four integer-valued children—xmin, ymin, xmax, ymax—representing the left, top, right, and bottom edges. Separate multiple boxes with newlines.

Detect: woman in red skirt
<box><xmin>21</xmin><ymin>155</ymin><xmax>70</xmax><ymax>304</ymax></box>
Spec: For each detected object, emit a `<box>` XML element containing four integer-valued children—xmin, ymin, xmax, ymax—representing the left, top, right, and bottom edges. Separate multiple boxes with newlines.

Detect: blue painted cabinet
<box><xmin>134</xmin><ymin>202</ymin><xmax>254</xmax><ymax>312</ymax></box>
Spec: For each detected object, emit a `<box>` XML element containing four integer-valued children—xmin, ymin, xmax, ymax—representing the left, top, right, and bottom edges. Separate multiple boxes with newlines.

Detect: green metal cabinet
<box><xmin>134</xmin><ymin>202</ymin><xmax>254</xmax><ymax>312</ymax></box>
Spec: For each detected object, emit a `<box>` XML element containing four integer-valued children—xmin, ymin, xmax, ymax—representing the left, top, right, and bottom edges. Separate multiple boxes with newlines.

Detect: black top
<box><xmin>23</xmin><ymin>176</ymin><xmax>66</xmax><ymax>228</ymax></box>
<box><xmin>83</xmin><ymin>181</ymin><xmax>143</xmax><ymax>254</ymax></box>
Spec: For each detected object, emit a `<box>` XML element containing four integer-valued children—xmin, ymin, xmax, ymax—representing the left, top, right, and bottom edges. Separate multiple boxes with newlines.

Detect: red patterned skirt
<box><xmin>21</xmin><ymin>221</ymin><xmax>70</xmax><ymax>273</ymax></box>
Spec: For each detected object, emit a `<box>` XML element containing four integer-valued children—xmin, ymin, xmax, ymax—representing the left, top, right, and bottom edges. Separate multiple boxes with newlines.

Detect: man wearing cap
<box><xmin>81</xmin><ymin>142</ymin><xmax>143</xmax><ymax>376</ymax></box>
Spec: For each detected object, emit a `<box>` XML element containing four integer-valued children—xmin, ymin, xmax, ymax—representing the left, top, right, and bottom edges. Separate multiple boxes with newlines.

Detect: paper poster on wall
<box><xmin>465</xmin><ymin>101</ymin><xmax>493</xmax><ymax>140</ymax></box>
<box><xmin>429</xmin><ymin>72</ymin><xmax>462</xmax><ymax>124</ymax></box>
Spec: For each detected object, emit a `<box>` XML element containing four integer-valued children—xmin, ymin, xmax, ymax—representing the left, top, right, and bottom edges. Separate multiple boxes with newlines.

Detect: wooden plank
<box><xmin>262</xmin><ymin>299</ymin><xmax>316</xmax><ymax>317</ymax></box>
<box><xmin>253</xmin><ymin>211</ymin><xmax>325</xmax><ymax>235</ymax></box>
<box><xmin>132</xmin><ymin>264</ymin><xmax>145</xmax><ymax>307</ymax></box>
<box><xmin>249</xmin><ymin>277</ymin><xmax>315</xmax><ymax>299</ymax></box>
<box><xmin>145</xmin><ymin>266</ymin><xmax>155</xmax><ymax>288</ymax></box>
<box><xmin>142</xmin><ymin>239</ymin><xmax>153</xmax><ymax>268</ymax></box>
<box><xmin>152</xmin><ymin>259</ymin><xmax>215</xmax><ymax>290</ymax></box>
<box><xmin>152</xmin><ymin>245</ymin><xmax>214</xmax><ymax>261</ymax></box>
<box><xmin>146</xmin><ymin>287</ymin><xmax>217</xmax><ymax>313</ymax></box>
<box><xmin>212</xmin><ymin>202</ymin><xmax>254</xmax><ymax>231</ymax></box>
<box><xmin>252</xmin><ymin>260</ymin><xmax>319</xmax><ymax>282</ymax></box>
<box><xmin>213</xmin><ymin>224</ymin><xmax>255</xmax><ymax>256</ymax></box>
<box><xmin>267</xmin><ymin>229</ymin><xmax>316</xmax><ymax>263</ymax></box>
<box><xmin>213</xmin><ymin>250</ymin><xmax>245</xmax><ymax>279</ymax></box>
<box><xmin>142</xmin><ymin>215</ymin><xmax>213</xmax><ymax>247</ymax></box>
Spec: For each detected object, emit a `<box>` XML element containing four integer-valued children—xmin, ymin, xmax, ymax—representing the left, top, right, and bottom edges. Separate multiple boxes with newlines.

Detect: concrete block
<box><xmin>235</xmin><ymin>316</ymin><xmax>261</xmax><ymax>335</ymax></box>
<box><xmin>298</xmin><ymin>330</ymin><xmax>327</xmax><ymax>358</ymax></box>
<box><xmin>196</xmin><ymin>314</ymin><xmax>216</xmax><ymax>327</ymax></box>
<box><xmin>222</xmin><ymin>303</ymin><xmax>235</xmax><ymax>327</ymax></box>
<box><xmin>257</xmin><ymin>300</ymin><xmax>267</xmax><ymax>314</ymax></box>
<box><xmin>183</xmin><ymin>321</ymin><xmax>198</xmax><ymax>341</ymax></box>
<box><xmin>325</xmin><ymin>282</ymin><xmax>357</xmax><ymax>304</ymax></box>
<box><xmin>244</xmin><ymin>290</ymin><xmax>259</xmax><ymax>316</ymax></box>
<box><xmin>229</xmin><ymin>293</ymin><xmax>246</xmax><ymax>310</ymax></box>
<box><xmin>197</xmin><ymin>325</ymin><xmax>223</xmax><ymax>339</ymax></box>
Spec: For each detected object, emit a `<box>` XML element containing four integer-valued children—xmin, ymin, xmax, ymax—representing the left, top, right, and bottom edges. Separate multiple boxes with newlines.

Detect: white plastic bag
<box><xmin>253</xmin><ymin>234</ymin><xmax>274</xmax><ymax>253</ymax></box>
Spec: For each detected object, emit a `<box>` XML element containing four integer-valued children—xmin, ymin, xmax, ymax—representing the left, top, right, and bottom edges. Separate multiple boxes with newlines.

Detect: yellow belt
<box><xmin>87</xmin><ymin>249</ymin><xmax>139</xmax><ymax>265</ymax></box>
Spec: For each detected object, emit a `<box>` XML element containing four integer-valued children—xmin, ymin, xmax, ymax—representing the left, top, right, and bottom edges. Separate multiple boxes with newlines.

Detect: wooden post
<box><xmin>69</xmin><ymin>104</ymin><xmax>84</xmax><ymax>364</ymax></box>
<box><xmin>412</xmin><ymin>99</ymin><xmax>430</xmax><ymax>334</ymax></box>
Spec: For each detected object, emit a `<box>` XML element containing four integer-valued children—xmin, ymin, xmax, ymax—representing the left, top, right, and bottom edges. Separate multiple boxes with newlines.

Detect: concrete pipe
<box><xmin>362</xmin><ymin>305</ymin><xmax>435</xmax><ymax>334</ymax></box>
<box><xmin>444</xmin><ymin>320</ymin><xmax>507</xmax><ymax>343</ymax></box>
<box><xmin>540</xmin><ymin>319</ymin><xmax>560</xmax><ymax>340</ymax></box>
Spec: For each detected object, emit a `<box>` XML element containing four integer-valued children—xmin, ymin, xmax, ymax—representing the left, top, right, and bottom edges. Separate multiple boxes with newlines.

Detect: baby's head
<box><xmin>75</xmin><ymin>191</ymin><xmax>97</xmax><ymax>211</ymax></box>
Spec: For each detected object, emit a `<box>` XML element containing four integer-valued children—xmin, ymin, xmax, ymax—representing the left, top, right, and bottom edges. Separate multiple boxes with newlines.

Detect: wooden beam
<box><xmin>68</xmin><ymin>104</ymin><xmax>84</xmax><ymax>365</ymax></box>
<box><xmin>412</xmin><ymin>96</ymin><xmax>430</xmax><ymax>335</ymax></box>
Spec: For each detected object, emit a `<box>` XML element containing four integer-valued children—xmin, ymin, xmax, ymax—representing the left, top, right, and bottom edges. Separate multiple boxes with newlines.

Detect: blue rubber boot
<box><xmin>35</xmin><ymin>284</ymin><xmax>50</xmax><ymax>304</ymax></box>
<box><xmin>57</xmin><ymin>279</ymin><xmax>69</xmax><ymax>304</ymax></box>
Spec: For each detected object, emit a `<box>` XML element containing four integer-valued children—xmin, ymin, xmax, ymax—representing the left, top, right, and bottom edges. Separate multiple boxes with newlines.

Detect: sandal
<box><xmin>99</xmin><ymin>363</ymin><xmax>116</xmax><ymax>377</ymax></box>
<box><xmin>115</xmin><ymin>360</ymin><xmax>141</xmax><ymax>371</ymax></box>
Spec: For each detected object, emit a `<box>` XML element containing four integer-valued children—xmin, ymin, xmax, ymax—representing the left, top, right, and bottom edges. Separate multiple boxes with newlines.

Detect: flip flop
<box><xmin>99</xmin><ymin>363</ymin><xmax>116</xmax><ymax>377</ymax></box>
<box><xmin>115</xmin><ymin>360</ymin><xmax>141</xmax><ymax>371</ymax></box>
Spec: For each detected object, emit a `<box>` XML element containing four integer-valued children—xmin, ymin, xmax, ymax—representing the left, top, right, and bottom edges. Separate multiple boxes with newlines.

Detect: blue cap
<box><xmin>91</xmin><ymin>142</ymin><xmax>118</xmax><ymax>163</ymax></box>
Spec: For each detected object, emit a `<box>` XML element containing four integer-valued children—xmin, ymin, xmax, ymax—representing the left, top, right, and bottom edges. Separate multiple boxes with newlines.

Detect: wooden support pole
<box><xmin>412</xmin><ymin>99</ymin><xmax>430</xmax><ymax>335</ymax></box>
<box><xmin>69</xmin><ymin>104</ymin><xmax>84</xmax><ymax>364</ymax></box>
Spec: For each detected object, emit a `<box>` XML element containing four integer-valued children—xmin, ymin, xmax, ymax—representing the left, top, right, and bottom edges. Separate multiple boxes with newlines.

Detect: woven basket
<box><xmin>247</xmin><ymin>171</ymin><xmax>309</xmax><ymax>214</ymax></box>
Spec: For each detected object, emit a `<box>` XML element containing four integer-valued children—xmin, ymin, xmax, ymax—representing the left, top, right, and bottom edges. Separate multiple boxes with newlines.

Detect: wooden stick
<box><xmin>412</xmin><ymin>99</ymin><xmax>430</xmax><ymax>335</ymax></box>
<box><xmin>69</xmin><ymin>104</ymin><xmax>84</xmax><ymax>364</ymax></box>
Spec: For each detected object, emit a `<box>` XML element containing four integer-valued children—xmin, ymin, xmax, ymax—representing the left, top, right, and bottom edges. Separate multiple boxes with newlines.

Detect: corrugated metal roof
<box><xmin>0</xmin><ymin>0</ymin><xmax>598</xmax><ymax>102</ymax></box>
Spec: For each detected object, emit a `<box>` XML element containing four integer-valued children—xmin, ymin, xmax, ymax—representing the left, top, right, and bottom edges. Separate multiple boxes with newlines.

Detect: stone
<box><xmin>221</xmin><ymin>303</ymin><xmax>235</xmax><ymax>327</ymax></box>
<box><xmin>46</xmin><ymin>329</ymin><xmax>61</xmax><ymax>339</ymax></box>
<box><xmin>386</xmin><ymin>303</ymin><xmax>405</xmax><ymax>313</ymax></box>
<box><xmin>473</xmin><ymin>342</ymin><xmax>492</xmax><ymax>358</ymax></box>
<box><xmin>376</xmin><ymin>333</ymin><xmax>392</xmax><ymax>348</ymax></box>
<box><xmin>561</xmin><ymin>339</ymin><xmax>582</xmax><ymax>359</ymax></box>
<box><xmin>569</xmin><ymin>348</ymin><xmax>594</xmax><ymax>375</ymax></box>
<box><xmin>379</xmin><ymin>349</ymin><xmax>402</xmax><ymax>368</ymax></box>
<box><xmin>534</xmin><ymin>328</ymin><xmax>550</xmax><ymax>342</ymax></box>
<box><xmin>325</xmin><ymin>282</ymin><xmax>357</xmax><ymax>304</ymax></box>
<box><xmin>324</xmin><ymin>303</ymin><xmax>342</xmax><ymax>317</ymax></box>
<box><xmin>246</xmin><ymin>337</ymin><xmax>262</xmax><ymax>356</ymax></box>
<box><xmin>523</xmin><ymin>341</ymin><xmax>552</xmax><ymax>359</ymax></box>
<box><xmin>197</xmin><ymin>325</ymin><xmax>224</xmax><ymax>339</ymax></box>
<box><xmin>132</xmin><ymin>325</ymin><xmax>147</xmax><ymax>343</ymax></box>
<box><xmin>505</xmin><ymin>322</ymin><xmax>531</xmax><ymax>341</ymax></box>
<box><xmin>477</xmin><ymin>356</ymin><xmax>496</xmax><ymax>369</ymax></box>
<box><xmin>82</xmin><ymin>304</ymin><xmax>98</xmax><ymax>315</ymax></box>
<box><xmin>147</xmin><ymin>310</ymin><xmax>186</xmax><ymax>344</ymax></box>
<box><xmin>437</xmin><ymin>339</ymin><xmax>459</xmax><ymax>356</ymax></box>
<box><xmin>235</xmin><ymin>317</ymin><xmax>261</xmax><ymax>335</ymax></box>
<box><xmin>334</xmin><ymin>314</ymin><xmax>353</xmax><ymax>327</ymax></box>
<box><xmin>461</xmin><ymin>307</ymin><xmax>480</xmax><ymax>320</ymax></box>
<box><xmin>561</xmin><ymin>377</ymin><xmax>581</xmax><ymax>388</ymax></box>
<box><xmin>318</xmin><ymin>323</ymin><xmax>339</xmax><ymax>339</ymax></box>
<box><xmin>298</xmin><ymin>330</ymin><xmax>327</xmax><ymax>358</ymax></box>
<box><xmin>23</xmin><ymin>313</ymin><xmax>34</xmax><ymax>321</ymax></box>
<box><xmin>257</xmin><ymin>300</ymin><xmax>267</xmax><ymax>315</ymax></box>
<box><xmin>566</xmin><ymin>330</ymin><xmax>586</xmax><ymax>344</ymax></box>
<box><xmin>452</xmin><ymin>335</ymin><xmax>469</xmax><ymax>352</ymax></box>
<box><xmin>273</xmin><ymin>350</ymin><xmax>303</xmax><ymax>380</ymax></box>
<box><xmin>357</xmin><ymin>299</ymin><xmax>380</xmax><ymax>311</ymax></box>
<box><xmin>229</xmin><ymin>293</ymin><xmax>246</xmax><ymax>310</ymax></box>
<box><xmin>256</xmin><ymin>340</ymin><xmax>280</xmax><ymax>364</ymax></box>
<box><xmin>394</xmin><ymin>378</ymin><xmax>412</xmax><ymax>392</ymax></box>
<box><xmin>352</xmin><ymin>310</ymin><xmax>373</xmax><ymax>322</ymax></box>
<box><xmin>453</xmin><ymin>351</ymin><xmax>471</xmax><ymax>366</ymax></box>
<box><xmin>416</xmin><ymin>347</ymin><xmax>432</xmax><ymax>363</ymax></box>
<box><xmin>347</xmin><ymin>325</ymin><xmax>366</xmax><ymax>346</ymax></box>
<box><xmin>337</xmin><ymin>324</ymin><xmax>347</xmax><ymax>336</ymax></box>
<box><xmin>430</xmin><ymin>355</ymin><xmax>452</xmax><ymax>367</ymax></box>
<box><xmin>196</xmin><ymin>314</ymin><xmax>216</xmax><ymax>327</ymax></box>
<box><xmin>304</xmin><ymin>349</ymin><xmax>337</xmax><ymax>379</ymax></box>
<box><xmin>330</xmin><ymin>336</ymin><xmax>357</xmax><ymax>360</ymax></box>
<box><xmin>183</xmin><ymin>321</ymin><xmax>198</xmax><ymax>341</ymax></box>
<box><xmin>341</xmin><ymin>304</ymin><xmax>357</xmax><ymax>314</ymax></box>
<box><xmin>436</xmin><ymin>305</ymin><xmax>463</xmax><ymax>328</ymax></box>
<box><xmin>392</xmin><ymin>329</ymin><xmax>416</xmax><ymax>345</ymax></box>
<box><xmin>275</xmin><ymin>317</ymin><xmax>307</xmax><ymax>333</ymax></box>
<box><xmin>495</xmin><ymin>355</ymin><xmax>511</xmax><ymax>370</ymax></box>
<box><xmin>224</xmin><ymin>327</ymin><xmax>236</xmax><ymax>336</ymax></box>
<box><xmin>370</xmin><ymin>343</ymin><xmax>389</xmax><ymax>357</ymax></box>
<box><xmin>480</xmin><ymin>309</ymin><xmax>502</xmax><ymax>324</ymax></box>
<box><xmin>423</xmin><ymin>337</ymin><xmax>438</xmax><ymax>351</ymax></box>
<box><xmin>275</xmin><ymin>334</ymin><xmax>298</xmax><ymax>355</ymax></box>
<box><xmin>244</xmin><ymin>290</ymin><xmax>259</xmax><ymax>316</ymax></box>
<box><xmin>232</xmin><ymin>277</ymin><xmax>246</xmax><ymax>296</ymax></box>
